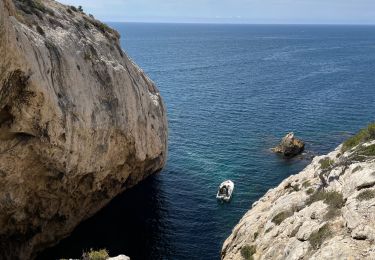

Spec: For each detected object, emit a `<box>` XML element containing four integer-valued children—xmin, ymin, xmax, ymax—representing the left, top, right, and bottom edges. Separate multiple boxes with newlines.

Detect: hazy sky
<box><xmin>59</xmin><ymin>0</ymin><xmax>375</xmax><ymax>24</ymax></box>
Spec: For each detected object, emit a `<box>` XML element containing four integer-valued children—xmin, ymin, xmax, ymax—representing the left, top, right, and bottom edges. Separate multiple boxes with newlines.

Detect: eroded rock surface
<box><xmin>223</xmin><ymin>140</ymin><xmax>375</xmax><ymax>259</ymax></box>
<box><xmin>0</xmin><ymin>0</ymin><xmax>167</xmax><ymax>259</ymax></box>
<box><xmin>272</xmin><ymin>132</ymin><xmax>305</xmax><ymax>157</ymax></box>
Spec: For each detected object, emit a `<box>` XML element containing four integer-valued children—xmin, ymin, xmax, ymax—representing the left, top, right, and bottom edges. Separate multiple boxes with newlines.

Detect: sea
<box><xmin>38</xmin><ymin>24</ymin><xmax>375</xmax><ymax>260</ymax></box>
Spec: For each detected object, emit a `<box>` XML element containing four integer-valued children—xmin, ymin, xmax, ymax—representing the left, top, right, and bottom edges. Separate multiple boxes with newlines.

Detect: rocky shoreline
<box><xmin>222</xmin><ymin>125</ymin><xmax>375</xmax><ymax>259</ymax></box>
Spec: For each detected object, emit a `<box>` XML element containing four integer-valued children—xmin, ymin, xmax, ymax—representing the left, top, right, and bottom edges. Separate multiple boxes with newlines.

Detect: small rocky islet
<box><xmin>272</xmin><ymin>132</ymin><xmax>305</xmax><ymax>158</ymax></box>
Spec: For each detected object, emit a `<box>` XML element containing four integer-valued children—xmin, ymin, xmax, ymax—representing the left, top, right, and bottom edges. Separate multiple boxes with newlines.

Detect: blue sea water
<box><xmin>38</xmin><ymin>24</ymin><xmax>375</xmax><ymax>260</ymax></box>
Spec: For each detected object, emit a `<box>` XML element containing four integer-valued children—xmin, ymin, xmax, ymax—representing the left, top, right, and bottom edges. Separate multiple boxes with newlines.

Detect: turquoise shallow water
<box><xmin>38</xmin><ymin>24</ymin><xmax>375</xmax><ymax>260</ymax></box>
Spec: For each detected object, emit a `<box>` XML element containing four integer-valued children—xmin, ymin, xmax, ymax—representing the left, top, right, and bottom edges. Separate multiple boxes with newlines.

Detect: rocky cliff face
<box><xmin>0</xmin><ymin>0</ymin><xmax>167</xmax><ymax>259</ymax></box>
<box><xmin>222</xmin><ymin>129</ymin><xmax>375</xmax><ymax>259</ymax></box>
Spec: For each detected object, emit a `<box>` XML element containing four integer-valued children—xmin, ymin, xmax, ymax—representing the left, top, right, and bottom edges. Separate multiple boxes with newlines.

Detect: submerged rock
<box><xmin>222</xmin><ymin>135</ymin><xmax>375</xmax><ymax>259</ymax></box>
<box><xmin>0</xmin><ymin>0</ymin><xmax>167</xmax><ymax>259</ymax></box>
<box><xmin>272</xmin><ymin>132</ymin><xmax>305</xmax><ymax>157</ymax></box>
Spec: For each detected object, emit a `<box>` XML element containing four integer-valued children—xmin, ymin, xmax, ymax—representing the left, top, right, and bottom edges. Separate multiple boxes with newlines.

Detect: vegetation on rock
<box><xmin>342</xmin><ymin>123</ymin><xmax>375</xmax><ymax>152</ymax></box>
<box><xmin>307</xmin><ymin>190</ymin><xmax>344</xmax><ymax>208</ymax></box>
<box><xmin>357</xmin><ymin>190</ymin><xmax>375</xmax><ymax>201</ymax></box>
<box><xmin>14</xmin><ymin>0</ymin><xmax>55</xmax><ymax>17</ymax></box>
<box><xmin>307</xmin><ymin>190</ymin><xmax>345</xmax><ymax>220</ymax></box>
<box><xmin>240</xmin><ymin>245</ymin><xmax>256</xmax><ymax>260</ymax></box>
<box><xmin>306</xmin><ymin>187</ymin><xmax>315</xmax><ymax>195</ymax></box>
<box><xmin>308</xmin><ymin>224</ymin><xmax>332</xmax><ymax>250</ymax></box>
<box><xmin>271</xmin><ymin>210</ymin><xmax>293</xmax><ymax>225</ymax></box>
<box><xmin>82</xmin><ymin>249</ymin><xmax>109</xmax><ymax>260</ymax></box>
<box><xmin>319</xmin><ymin>158</ymin><xmax>334</xmax><ymax>170</ymax></box>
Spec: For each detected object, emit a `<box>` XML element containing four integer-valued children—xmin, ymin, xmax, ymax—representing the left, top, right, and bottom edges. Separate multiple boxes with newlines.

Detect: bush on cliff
<box><xmin>319</xmin><ymin>158</ymin><xmax>334</xmax><ymax>170</ymax></box>
<box><xmin>240</xmin><ymin>245</ymin><xmax>256</xmax><ymax>260</ymax></box>
<box><xmin>82</xmin><ymin>249</ymin><xmax>109</xmax><ymax>260</ymax></box>
<box><xmin>342</xmin><ymin>123</ymin><xmax>375</xmax><ymax>152</ymax></box>
<box><xmin>357</xmin><ymin>190</ymin><xmax>375</xmax><ymax>201</ymax></box>
<box><xmin>307</xmin><ymin>190</ymin><xmax>344</xmax><ymax>208</ymax></box>
<box><xmin>309</xmin><ymin>224</ymin><xmax>332</xmax><ymax>250</ymax></box>
<box><xmin>307</xmin><ymin>190</ymin><xmax>345</xmax><ymax>220</ymax></box>
<box><xmin>271</xmin><ymin>211</ymin><xmax>294</xmax><ymax>225</ymax></box>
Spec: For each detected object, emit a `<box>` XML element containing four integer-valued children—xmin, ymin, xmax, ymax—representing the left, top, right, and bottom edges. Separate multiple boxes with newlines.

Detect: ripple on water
<box><xmin>37</xmin><ymin>24</ymin><xmax>375</xmax><ymax>260</ymax></box>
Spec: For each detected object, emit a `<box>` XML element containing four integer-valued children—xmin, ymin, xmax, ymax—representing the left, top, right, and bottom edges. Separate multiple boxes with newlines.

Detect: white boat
<box><xmin>216</xmin><ymin>180</ymin><xmax>234</xmax><ymax>202</ymax></box>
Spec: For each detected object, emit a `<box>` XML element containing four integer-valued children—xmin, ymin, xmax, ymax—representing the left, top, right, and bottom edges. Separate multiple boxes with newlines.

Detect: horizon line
<box><xmin>105</xmin><ymin>21</ymin><xmax>375</xmax><ymax>26</ymax></box>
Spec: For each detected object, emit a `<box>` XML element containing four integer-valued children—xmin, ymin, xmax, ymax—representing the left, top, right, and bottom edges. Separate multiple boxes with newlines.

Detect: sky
<box><xmin>59</xmin><ymin>0</ymin><xmax>375</xmax><ymax>24</ymax></box>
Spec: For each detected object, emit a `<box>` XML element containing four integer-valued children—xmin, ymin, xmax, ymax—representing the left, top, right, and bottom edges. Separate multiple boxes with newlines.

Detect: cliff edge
<box><xmin>222</xmin><ymin>125</ymin><xmax>375</xmax><ymax>260</ymax></box>
<box><xmin>0</xmin><ymin>0</ymin><xmax>167</xmax><ymax>259</ymax></box>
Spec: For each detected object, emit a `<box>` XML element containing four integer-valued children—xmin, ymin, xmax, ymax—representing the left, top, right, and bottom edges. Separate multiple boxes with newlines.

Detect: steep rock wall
<box><xmin>0</xmin><ymin>0</ymin><xmax>168</xmax><ymax>259</ymax></box>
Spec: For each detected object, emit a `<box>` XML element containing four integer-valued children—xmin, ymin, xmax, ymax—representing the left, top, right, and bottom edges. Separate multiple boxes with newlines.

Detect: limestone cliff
<box><xmin>222</xmin><ymin>126</ymin><xmax>375</xmax><ymax>259</ymax></box>
<box><xmin>0</xmin><ymin>0</ymin><xmax>167</xmax><ymax>259</ymax></box>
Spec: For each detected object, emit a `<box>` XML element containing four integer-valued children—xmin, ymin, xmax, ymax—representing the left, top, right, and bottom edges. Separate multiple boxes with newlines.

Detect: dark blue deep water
<box><xmin>38</xmin><ymin>24</ymin><xmax>375</xmax><ymax>260</ymax></box>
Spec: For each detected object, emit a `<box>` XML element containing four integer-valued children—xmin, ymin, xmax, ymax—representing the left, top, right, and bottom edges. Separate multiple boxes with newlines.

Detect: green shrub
<box><xmin>358</xmin><ymin>144</ymin><xmax>375</xmax><ymax>156</ymax></box>
<box><xmin>319</xmin><ymin>158</ymin><xmax>334</xmax><ymax>170</ymax></box>
<box><xmin>307</xmin><ymin>190</ymin><xmax>345</xmax><ymax>209</ymax></box>
<box><xmin>84</xmin><ymin>52</ymin><xmax>91</xmax><ymax>61</ymax></box>
<box><xmin>350</xmin><ymin>144</ymin><xmax>375</xmax><ymax>162</ymax></box>
<box><xmin>253</xmin><ymin>232</ymin><xmax>258</xmax><ymax>240</ymax></box>
<box><xmin>307</xmin><ymin>190</ymin><xmax>345</xmax><ymax>220</ymax></box>
<box><xmin>70</xmin><ymin>6</ymin><xmax>78</xmax><ymax>12</ymax></box>
<box><xmin>324</xmin><ymin>207</ymin><xmax>341</xmax><ymax>220</ymax></box>
<box><xmin>84</xmin><ymin>17</ymin><xmax>120</xmax><ymax>39</ymax></box>
<box><xmin>309</xmin><ymin>224</ymin><xmax>331</xmax><ymax>250</ymax></box>
<box><xmin>78</xmin><ymin>5</ymin><xmax>84</xmax><ymax>12</ymax></box>
<box><xmin>271</xmin><ymin>211</ymin><xmax>293</xmax><ymax>225</ymax></box>
<box><xmin>357</xmin><ymin>190</ymin><xmax>375</xmax><ymax>201</ymax></box>
<box><xmin>240</xmin><ymin>245</ymin><xmax>256</xmax><ymax>260</ymax></box>
<box><xmin>19</xmin><ymin>0</ymin><xmax>47</xmax><ymax>12</ymax></box>
<box><xmin>342</xmin><ymin>123</ymin><xmax>375</xmax><ymax>152</ymax></box>
<box><xmin>82</xmin><ymin>249</ymin><xmax>109</xmax><ymax>260</ymax></box>
<box><xmin>306</xmin><ymin>188</ymin><xmax>315</xmax><ymax>195</ymax></box>
<box><xmin>15</xmin><ymin>0</ymin><xmax>48</xmax><ymax>16</ymax></box>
